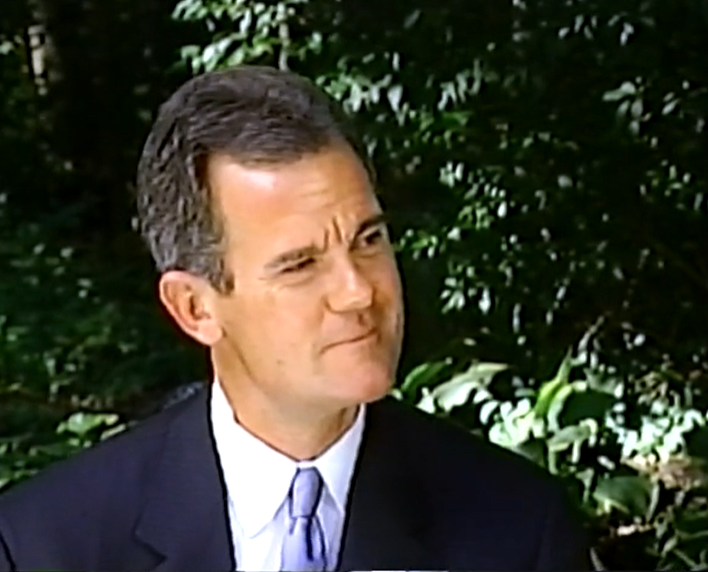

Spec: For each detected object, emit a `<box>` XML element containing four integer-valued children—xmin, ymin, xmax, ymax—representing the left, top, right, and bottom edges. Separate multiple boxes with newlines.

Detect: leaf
<box><xmin>488</xmin><ymin>421</ymin><xmax>516</xmax><ymax>449</ymax></box>
<box><xmin>462</xmin><ymin>361</ymin><xmax>509</xmax><ymax>383</ymax></box>
<box><xmin>546</xmin><ymin>383</ymin><xmax>575</xmax><ymax>432</ymax></box>
<box><xmin>534</xmin><ymin>351</ymin><xmax>573</xmax><ymax>420</ymax></box>
<box><xmin>399</xmin><ymin>359</ymin><xmax>451</xmax><ymax>395</ymax></box>
<box><xmin>514</xmin><ymin>438</ymin><xmax>547</xmax><ymax>467</ymax></box>
<box><xmin>602</xmin><ymin>81</ymin><xmax>637</xmax><ymax>101</ymax></box>
<box><xmin>503</xmin><ymin>410</ymin><xmax>535</xmax><ymax>444</ymax></box>
<box><xmin>673</xmin><ymin>508</ymin><xmax>708</xmax><ymax>536</ymax></box>
<box><xmin>403</xmin><ymin>9</ymin><xmax>421</xmax><ymax>29</ymax></box>
<box><xmin>31</xmin><ymin>441</ymin><xmax>81</xmax><ymax>458</ymax></box>
<box><xmin>58</xmin><ymin>412</ymin><xmax>119</xmax><ymax>437</ymax></box>
<box><xmin>630</xmin><ymin>98</ymin><xmax>644</xmax><ymax>118</ymax></box>
<box><xmin>662</xmin><ymin>98</ymin><xmax>679</xmax><ymax>115</ymax></box>
<box><xmin>348</xmin><ymin>82</ymin><xmax>364</xmax><ymax>112</ymax></box>
<box><xmin>430</xmin><ymin>362</ymin><xmax>507</xmax><ymax>412</ymax></box>
<box><xmin>559</xmin><ymin>389</ymin><xmax>616</xmax><ymax>427</ymax></box>
<box><xmin>546</xmin><ymin>421</ymin><xmax>597</xmax><ymax>453</ymax></box>
<box><xmin>430</xmin><ymin>376</ymin><xmax>478</xmax><ymax>413</ymax></box>
<box><xmin>479</xmin><ymin>399</ymin><xmax>499</xmax><ymax>425</ymax></box>
<box><xmin>101</xmin><ymin>424</ymin><xmax>128</xmax><ymax>441</ymax></box>
<box><xmin>389</xmin><ymin>388</ymin><xmax>403</xmax><ymax>400</ymax></box>
<box><xmin>574</xmin><ymin>467</ymin><xmax>597</xmax><ymax>497</ymax></box>
<box><xmin>387</xmin><ymin>85</ymin><xmax>404</xmax><ymax>112</ymax></box>
<box><xmin>685</xmin><ymin>426</ymin><xmax>708</xmax><ymax>462</ymax></box>
<box><xmin>593</xmin><ymin>475</ymin><xmax>654</xmax><ymax>517</ymax></box>
<box><xmin>416</xmin><ymin>388</ymin><xmax>437</xmax><ymax>414</ymax></box>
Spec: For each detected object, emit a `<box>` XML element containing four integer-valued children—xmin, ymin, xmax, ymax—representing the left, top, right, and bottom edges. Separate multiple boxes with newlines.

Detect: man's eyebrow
<box><xmin>263</xmin><ymin>213</ymin><xmax>388</xmax><ymax>272</ymax></box>
<box><xmin>264</xmin><ymin>244</ymin><xmax>321</xmax><ymax>272</ymax></box>
<box><xmin>354</xmin><ymin>212</ymin><xmax>388</xmax><ymax>238</ymax></box>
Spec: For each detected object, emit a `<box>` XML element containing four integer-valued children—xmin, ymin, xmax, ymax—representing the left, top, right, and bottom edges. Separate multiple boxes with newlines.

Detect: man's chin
<box><xmin>335</xmin><ymin>373</ymin><xmax>394</xmax><ymax>406</ymax></box>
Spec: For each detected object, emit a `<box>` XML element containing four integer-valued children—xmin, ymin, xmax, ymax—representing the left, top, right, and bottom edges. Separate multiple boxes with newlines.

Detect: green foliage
<box><xmin>174</xmin><ymin>0</ymin><xmax>318</xmax><ymax>72</ymax></box>
<box><xmin>397</xmin><ymin>351</ymin><xmax>708</xmax><ymax>569</ymax></box>
<box><xmin>0</xmin><ymin>0</ymin><xmax>205</xmax><ymax>492</ymax></box>
<box><xmin>0</xmin><ymin>210</ymin><xmax>203</xmax><ymax>491</ymax></box>
<box><xmin>0</xmin><ymin>412</ymin><xmax>124</xmax><ymax>491</ymax></box>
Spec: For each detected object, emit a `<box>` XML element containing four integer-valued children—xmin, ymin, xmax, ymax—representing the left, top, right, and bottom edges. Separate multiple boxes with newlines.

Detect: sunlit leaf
<box><xmin>58</xmin><ymin>412</ymin><xmax>119</xmax><ymax>437</ymax></box>
<box><xmin>430</xmin><ymin>362</ymin><xmax>507</xmax><ymax>412</ymax></box>
<box><xmin>593</xmin><ymin>475</ymin><xmax>654</xmax><ymax>517</ymax></box>
<box><xmin>534</xmin><ymin>352</ymin><xmax>573</xmax><ymax>420</ymax></box>
<box><xmin>399</xmin><ymin>359</ymin><xmax>452</xmax><ymax>395</ymax></box>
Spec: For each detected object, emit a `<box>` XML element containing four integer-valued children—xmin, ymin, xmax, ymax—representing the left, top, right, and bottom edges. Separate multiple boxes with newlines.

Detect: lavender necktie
<box><xmin>281</xmin><ymin>467</ymin><xmax>327</xmax><ymax>571</ymax></box>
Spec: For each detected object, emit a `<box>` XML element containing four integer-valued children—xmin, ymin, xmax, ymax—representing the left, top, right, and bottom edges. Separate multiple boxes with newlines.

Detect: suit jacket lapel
<box><xmin>129</xmin><ymin>389</ymin><xmax>437</xmax><ymax>571</ymax></box>
<box><xmin>337</xmin><ymin>399</ymin><xmax>440</xmax><ymax>571</ymax></box>
<box><xmin>133</xmin><ymin>385</ymin><xmax>235</xmax><ymax>572</ymax></box>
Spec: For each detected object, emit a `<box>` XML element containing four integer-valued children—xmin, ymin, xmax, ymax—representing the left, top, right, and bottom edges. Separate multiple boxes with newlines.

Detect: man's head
<box><xmin>135</xmin><ymin>66</ymin><xmax>404</xmax><ymax>415</ymax></box>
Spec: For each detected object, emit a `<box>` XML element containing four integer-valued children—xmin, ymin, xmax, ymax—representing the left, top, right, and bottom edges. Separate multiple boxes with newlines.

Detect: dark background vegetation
<box><xmin>1</xmin><ymin>0</ymin><xmax>708</xmax><ymax>569</ymax></box>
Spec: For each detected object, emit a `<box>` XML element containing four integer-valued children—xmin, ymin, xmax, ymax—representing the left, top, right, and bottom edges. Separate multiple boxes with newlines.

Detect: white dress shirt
<box><xmin>210</xmin><ymin>380</ymin><xmax>365</xmax><ymax>572</ymax></box>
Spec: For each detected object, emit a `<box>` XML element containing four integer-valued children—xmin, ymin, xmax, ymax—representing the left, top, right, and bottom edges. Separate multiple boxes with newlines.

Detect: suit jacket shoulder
<box><xmin>0</xmin><ymin>386</ymin><xmax>224</xmax><ymax>572</ymax></box>
<box><xmin>364</xmin><ymin>398</ymin><xmax>592</xmax><ymax>570</ymax></box>
<box><xmin>380</xmin><ymin>396</ymin><xmax>559</xmax><ymax>489</ymax></box>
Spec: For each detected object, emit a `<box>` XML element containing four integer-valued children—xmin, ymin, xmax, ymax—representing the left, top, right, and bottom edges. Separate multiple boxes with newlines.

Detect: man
<box><xmin>0</xmin><ymin>65</ymin><xmax>592</xmax><ymax>571</ymax></box>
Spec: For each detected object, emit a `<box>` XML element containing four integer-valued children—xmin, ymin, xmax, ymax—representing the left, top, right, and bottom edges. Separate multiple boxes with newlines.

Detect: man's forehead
<box><xmin>208</xmin><ymin>149</ymin><xmax>377</xmax><ymax>224</ymax></box>
<box><xmin>206</xmin><ymin>144</ymin><xmax>370</xmax><ymax>188</ymax></box>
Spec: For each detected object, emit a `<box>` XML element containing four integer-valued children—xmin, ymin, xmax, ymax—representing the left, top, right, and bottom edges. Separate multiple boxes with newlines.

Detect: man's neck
<box><xmin>217</xmin><ymin>378</ymin><xmax>358</xmax><ymax>461</ymax></box>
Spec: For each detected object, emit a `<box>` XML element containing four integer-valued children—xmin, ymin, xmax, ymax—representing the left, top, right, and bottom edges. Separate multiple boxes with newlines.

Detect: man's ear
<box><xmin>158</xmin><ymin>270</ymin><xmax>223</xmax><ymax>346</ymax></box>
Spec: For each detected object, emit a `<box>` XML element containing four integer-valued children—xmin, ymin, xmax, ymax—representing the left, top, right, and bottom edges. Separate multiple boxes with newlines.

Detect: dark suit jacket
<box><xmin>0</xmin><ymin>385</ymin><xmax>591</xmax><ymax>571</ymax></box>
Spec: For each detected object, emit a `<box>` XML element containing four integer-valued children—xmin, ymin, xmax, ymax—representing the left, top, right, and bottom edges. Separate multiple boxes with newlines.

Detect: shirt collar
<box><xmin>210</xmin><ymin>379</ymin><xmax>365</xmax><ymax>538</ymax></box>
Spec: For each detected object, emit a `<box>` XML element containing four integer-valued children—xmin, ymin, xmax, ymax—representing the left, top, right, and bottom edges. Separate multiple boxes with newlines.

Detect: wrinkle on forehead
<box><xmin>206</xmin><ymin>145</ymin><xmax>379</xmax><ymax>260</ymax></box>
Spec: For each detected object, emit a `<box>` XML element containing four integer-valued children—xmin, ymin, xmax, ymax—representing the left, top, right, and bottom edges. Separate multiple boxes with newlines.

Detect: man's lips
<box><xmin>324</xmin><ymin>330</ymin><xmax>377</xmax><ymax>350</ymax></box>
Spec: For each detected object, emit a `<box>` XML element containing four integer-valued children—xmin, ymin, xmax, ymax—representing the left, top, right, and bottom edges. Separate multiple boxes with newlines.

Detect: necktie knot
<box><xmin>289</xmin><ymin>467</ymin><xmax>323</xmax><ymax>519</ymax></box>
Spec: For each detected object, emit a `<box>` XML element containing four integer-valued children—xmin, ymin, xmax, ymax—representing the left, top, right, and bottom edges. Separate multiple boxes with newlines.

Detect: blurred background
<box><xmin>1</xmin><ymin>0</ymin><xmax>708</xmax><ymax>568</ymax></box>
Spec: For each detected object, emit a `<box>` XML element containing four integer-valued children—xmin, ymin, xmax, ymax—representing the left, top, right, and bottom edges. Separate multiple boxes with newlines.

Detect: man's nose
<box><xmin>326</xmin><ymin>258</ymin><xmax>375</xmax><ymax>313</ymax></box>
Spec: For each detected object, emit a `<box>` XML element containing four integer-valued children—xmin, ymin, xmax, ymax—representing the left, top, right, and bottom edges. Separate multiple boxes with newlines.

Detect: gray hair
<box><xmin>135</xmin><ymin>65</ymin><xmax>373</xmax><ymax>292</ymax></box>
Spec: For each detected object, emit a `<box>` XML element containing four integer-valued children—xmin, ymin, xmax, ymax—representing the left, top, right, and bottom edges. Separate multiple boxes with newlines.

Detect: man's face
<box><xmin>205</xmin><ymin>143</ymin><xmax>404</xmax><ymax>412</ymax></box>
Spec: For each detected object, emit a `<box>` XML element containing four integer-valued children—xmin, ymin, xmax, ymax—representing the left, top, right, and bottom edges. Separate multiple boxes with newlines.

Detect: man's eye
<box><xmin>282</xmin><ymin>258</ymin><xmax>315</xmax><ymax>274</ymax></box>
<box><xmin>361</xmin><ymin>229</ymin><xmax>385</xmax><ymax>247</ymax></box>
